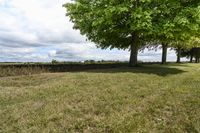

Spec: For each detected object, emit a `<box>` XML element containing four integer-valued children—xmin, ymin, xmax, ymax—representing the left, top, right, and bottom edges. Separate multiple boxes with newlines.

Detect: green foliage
<box><xmin>51</xmin><ymin>59</ymin><xmax>59</xmax><ymax>64</ymax></box>
<box><xmin>152</xmin><ymin>0</ymin><xmax>200</xmax><ymax>43</ymax></box>
<box><xmin>189</xmin><ymin>37</ymin><xmax>200</xmax><ymax>48</ymax></box>
<box><xmin>64</xmin><ymin>0</ymin><xmax>157</xmax><ymax>50</ymax></box>
<box><xmin>70</xmin><ymin>1</ymin><xmax>198</xmax><ymax>42</ymax></box>
<box><xmin>84</xmin><ymin>60</ymin><xmax>95</xmax><ymax>64</ymax></box>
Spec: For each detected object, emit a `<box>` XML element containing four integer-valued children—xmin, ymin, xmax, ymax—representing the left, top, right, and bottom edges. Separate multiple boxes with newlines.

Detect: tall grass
<box><xmin>0</xmin><ymin>63</ymin><xmax>126</xmax><ymax>77</ymax></box>
<box><xmin>0</xmin><ymin>66</ymin><xmax>48</xmax><ymax>77</ymax></box>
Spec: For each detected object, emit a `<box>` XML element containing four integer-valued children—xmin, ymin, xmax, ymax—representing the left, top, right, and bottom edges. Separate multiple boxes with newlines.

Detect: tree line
<box><xmin>64</xmin><ymin>0</ymin><xmax>200</xmax><ymax>66</ymax></box>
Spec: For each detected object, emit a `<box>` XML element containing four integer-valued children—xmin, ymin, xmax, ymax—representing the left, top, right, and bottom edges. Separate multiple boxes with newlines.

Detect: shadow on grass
<box><xmin>0</xmin><ymin>63</ymin><xmax>187</xmax><ymax>77</ymax></box>
<box><xmin>83</xmin><ymin>65</ymin><xmax>186</xmax><ymax>76</ymax></box>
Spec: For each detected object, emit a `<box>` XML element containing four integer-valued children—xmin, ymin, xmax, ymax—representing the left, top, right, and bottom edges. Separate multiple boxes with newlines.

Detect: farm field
<box><xmin>0</xmin><ymin>63</ymin><xmax>200</xmax><ymax>132</ymax></box>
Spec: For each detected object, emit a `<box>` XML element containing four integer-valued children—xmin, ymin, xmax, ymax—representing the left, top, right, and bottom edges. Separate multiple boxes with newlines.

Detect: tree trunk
<box><xmin>162</xmin><ymin>43</ymin><xmax>168</xmax><ymax>64</ymax></box>
<box><xmin>195</xmin><ymin>57</ymin><xmax>200</xmax><ymax>63</ymax></box>
<box><xmin>176</xmin><ymin>47</ymin><xmax>181</xmax><ymax>63</ymax></box>
<box><xmin>195</xmin><ymin>57</ymin><xmax>198</xmax><ymax>63</ymax></box>
<box><xmin>190</xmin><ymin>55</ymin><xmax>193</xmax><ymax>63</ymax></box>
<box><xmin>129</xmin><ymin>33</ymin><xmax>139</xmax><ymax>67</ymax></box>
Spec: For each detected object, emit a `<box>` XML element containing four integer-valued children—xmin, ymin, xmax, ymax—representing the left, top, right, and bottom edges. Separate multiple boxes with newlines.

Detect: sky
<box><xmin>0</xmin><ymin>0</ymin><xmax>180</xmax><ymax>62</ymax></box>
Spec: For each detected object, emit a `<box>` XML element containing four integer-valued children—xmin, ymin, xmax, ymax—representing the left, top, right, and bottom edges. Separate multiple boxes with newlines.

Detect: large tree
<box><xmin>64</xmin><ymin>0</ymin><xmax>200</xmax><ymax>66</ymax></box>
<box><xmin>64</xmin><ymin>0</ymin><xmax>153</xmax><ymax>66</ymax></box>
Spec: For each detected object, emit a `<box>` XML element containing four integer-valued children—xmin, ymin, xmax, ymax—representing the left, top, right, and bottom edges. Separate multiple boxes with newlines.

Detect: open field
<box><xmin>0</xmin><ymin>63</ymin><xmax>200</xmax><ymax>132</ymax></box>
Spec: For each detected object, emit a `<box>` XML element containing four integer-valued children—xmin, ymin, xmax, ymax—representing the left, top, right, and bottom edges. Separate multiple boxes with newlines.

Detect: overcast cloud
<box><xmin>0</xmin><ymin>0</ymin><xmax>182</xmax><ymax>62</ymax></box>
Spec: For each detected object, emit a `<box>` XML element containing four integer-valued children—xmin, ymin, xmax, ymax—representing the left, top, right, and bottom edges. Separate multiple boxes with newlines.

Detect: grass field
<box><xmin>0</xmin><ymin>63</ymin><xmax>200</xmax><ymax>133</ymax></box>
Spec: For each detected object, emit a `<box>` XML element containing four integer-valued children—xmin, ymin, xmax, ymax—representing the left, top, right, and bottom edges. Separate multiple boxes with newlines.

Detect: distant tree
<box><xmin>52</xmin><ymin>59</ymin><xmax>58</xmax><ymax>64</ymax></box>
<box><xmin>84</xmin><ymin>60</ymin><xmax>95</xmax><ymax>64</ymax></box>
<box><xmin>193</xmin><ymin>48</ymin><xmax>200</xmax><ymax>63</ymax></box>
<box><xmin>171</xmin><ymin>41</ymin><xmax>190</xmax><ymax>63</ymax></box>
<box><xmin>183</xmin><ymin>50</ymin><xmax>193</xmax><ymax>62</ymax></box>
<box><xmin>181</xmin><ymin>48</ymin><xmax>200</xmax><ymax>63</ymax></box>
<box><xmin>188</xmin><ymin>37</ymin><xmax>200</xmax><ymax>63</ymax></box>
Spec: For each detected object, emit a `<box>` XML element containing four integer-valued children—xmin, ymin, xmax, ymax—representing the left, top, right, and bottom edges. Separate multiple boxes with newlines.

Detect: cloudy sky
<box><xmin>0</xmin><ymin>0</ymin><xmax>179</xmax><ymax>62</ymax></box>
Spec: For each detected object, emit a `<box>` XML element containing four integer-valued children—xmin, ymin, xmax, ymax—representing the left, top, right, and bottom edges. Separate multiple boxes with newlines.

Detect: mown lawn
<box><xmin>0</xmin><ymin>63</ymin><xmax>200</xmax><ymax>133</ymax></box>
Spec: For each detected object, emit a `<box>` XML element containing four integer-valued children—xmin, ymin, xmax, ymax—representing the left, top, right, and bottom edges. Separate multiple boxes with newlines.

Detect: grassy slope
<box><xmin>0</xmin><ymin>63</ymin><xmax>199</xmax><ymax>133</ymax></box>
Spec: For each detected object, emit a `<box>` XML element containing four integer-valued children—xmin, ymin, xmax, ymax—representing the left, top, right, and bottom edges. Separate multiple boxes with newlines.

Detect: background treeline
<box><xmin>180</xmin><ymin>48</ymin><xmax>200</xmax><ymax>63</ymax></box>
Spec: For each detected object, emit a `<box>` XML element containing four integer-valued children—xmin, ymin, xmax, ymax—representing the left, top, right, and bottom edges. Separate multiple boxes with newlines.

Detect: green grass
<box><xmin>0</xmin><ymin>63</ymin><xmax>200</xmax><ymax>133</ymax></box>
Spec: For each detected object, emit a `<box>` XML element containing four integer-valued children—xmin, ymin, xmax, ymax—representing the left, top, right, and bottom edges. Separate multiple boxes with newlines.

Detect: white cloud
<box><xmin>0</xmin><ymin>0</ymin><xmax>4</xmax><ymax>5</ymax></box>
<box><xmin>48</xmin><ymin>50</ymin><xmax>57</xmax><ymax>57</ymax></box>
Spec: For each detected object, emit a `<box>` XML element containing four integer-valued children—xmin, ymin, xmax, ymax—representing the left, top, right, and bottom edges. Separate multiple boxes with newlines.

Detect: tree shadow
<box><xmin>163</xmin><ymin>63</ymin><xmax>191</xmax><ymax>67</ymax></box>
<box><xmin>0</xmin><ymin>63</ymin><xmax>186</xmax><ymax>77</ymax></box>
<box><xmin>73</xmin><ymin>64</ymin><xmax>186</xmax><ymax>77</ymax></box>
